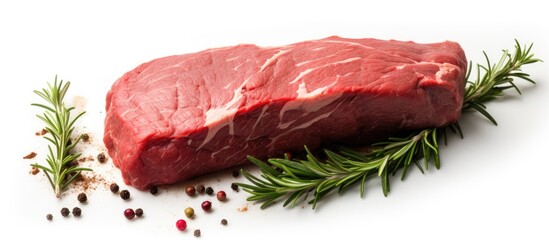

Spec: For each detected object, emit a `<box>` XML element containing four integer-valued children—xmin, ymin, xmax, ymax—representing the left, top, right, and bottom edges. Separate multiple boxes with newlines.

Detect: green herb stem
<box><xmin>31</xmin><ymin>76</ymin><xmax>91</xmax><ymax>198</ymax></box>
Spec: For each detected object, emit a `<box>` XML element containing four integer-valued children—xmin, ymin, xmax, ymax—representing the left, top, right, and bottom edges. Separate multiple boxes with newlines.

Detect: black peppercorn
<box><xmin>97</xmin><ymin>152</ymin><xmax>107</xmax><ymax>163</ymax></box>
<box><xmin>110</xmin><ymin>183</ymin><xmax>119</xmax><ymax>193</ymax></box>
<box><xmin>196</xmin><ymin>184</ymin><xmax>205</xmax><ymax>194</ymax></box>
<box><xmin>221</xmin><ymin>219</ymin><xmax>228</xmax><ymax>225</ymax></box>
<box><xmin>77</xmin><ymin>192</ymin><xmax>87</xmax><ymax>203</ymax></box>
<box><xmin>81</xmin><ymin>133</ymin><xmax>90</xmax><ymax>142</ymax></box>
<box><xmin>149</xmin><ymin>186</ymin><xmax>158</xmax><ymax>195</ymax></box>
<box><xmin>135</xmin><ymin>208</ymin><xmax>143</xmax><ymax>217</ymax></box>
<box><xmin>232</xmin><ymin>169</ymin><xmax>240</xmax><ymax>177</ymax></box>
<box><xmin>72</xmin><ymin>207</ymin><xmax>82</xmax><ymax>217</ymax></box>
<box><xmin>194</xmin><ymin>229</ymin><xmax>201</xmax><ymax>237</ymax></box>
<box><xmin>120</xmin><ymin>190</ymin><xmax>130</xmax><ymax>200</ymax></box>
<box><xmin>205</xmin><ymin>186</ymin><xmax>214</xmax><ymax>195</ymax></box>
<box><xmin>231</xmin><ymin>183</ymin><xmax>239</xmax><ymax>192</ymax></box>
<box><xmin>60</xmin><ymin>207</ymin><xmax>70</xmax><ymax>217</ymax></box>
<box><xmin>46</xmin><ymin>214</ymin><xmax>53</xmax><ymax>221</ymax></box>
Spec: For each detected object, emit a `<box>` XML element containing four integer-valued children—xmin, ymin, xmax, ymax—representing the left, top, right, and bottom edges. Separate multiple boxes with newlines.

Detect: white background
<box><xmin>1</xmin><ymin>0</ymin><xmax>548</xmax><ymax>239</ymax></box>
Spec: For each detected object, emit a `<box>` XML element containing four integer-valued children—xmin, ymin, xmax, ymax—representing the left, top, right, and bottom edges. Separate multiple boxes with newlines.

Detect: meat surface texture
<box><xmin>104</xmin><ymin>36</ymin><xmax>467</xmax><ymax>190</ymax></box>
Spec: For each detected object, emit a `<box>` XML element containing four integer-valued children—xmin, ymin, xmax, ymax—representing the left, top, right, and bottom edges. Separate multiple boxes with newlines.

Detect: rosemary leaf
<box><xmin>31</xmin><ymin>76</ymin><xmax>91</xmax><ymax>198</ymax></box>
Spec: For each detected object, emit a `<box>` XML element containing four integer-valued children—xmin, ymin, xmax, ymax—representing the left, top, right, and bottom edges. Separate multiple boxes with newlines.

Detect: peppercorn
<box><xmin>77</xmin><ymin>192</ymin><xmax>87</xmax><ymax>203</ymax></box>
<box><xmin>176</xmin><ymin>219</ymin><xmax>187</xmax><ymax>231</ymax></box>
<box><xmin>150</xmin><ymin>186</ymin><xmax>158</xmax><ymax>195</ymax></box>
<box><xmin>232</xmin><ymin>169</ymin><xmax>240</xmax><ymax>177</ymax></box>
<box><xmin>110</xmin><ymin>183</ymin><xmax>119</xmax><ymax>193</ymax></box>
<box><xmin>81</xmin><ymin>133</ymin><xmax>90</xmax><ymax>142</ymax></box>
<box><xmin>196</xmin><ymin>184</ymin><xmax>205</xmax><ymax>194</ymax></box>
<box><xmin>72</xmin><ymin>207</ymin><xmax>82</xmax><ymax>217</ymax></box>
<box><xmin>60</xmin><ymin>207</ymin><xmax>70</xmax><ymax>217</ymax></box>
<box><xmin>221</xmin><ymin>219</ymin><xmax>228</xmax><ymax>225</ymax></box>
<box><xmin>216</xmin><ymin>191</ymin><xmax>227</xmax><ymax>201</ymax></box>
<box><xmin>124</xmin><ymin>208</ymin><xmax>135</xmax><ymax>220</ymax></box>
<box><xmin>205</xmin><ymin>187</ymin><xmax>214</xmax><ymax>195</ymax></box>
<box><xmin>185</xmin><ymin>186</ymin><xmax>196</xmax><ymax>196</ymax></box>
<box><xmin>120</xmin><ymin>190</ymin><xmax>130</xmax><ymax>200</ymax></box>
<box><xmin>97</xmin><ymin>152</ymin><xmax>106</xmax><ymax>163</ymax></box>
<box><xmin>194</xmin><ymin>229</ymin><xmax>201</xmax><ymax>237</ymax></box>
<box><xmin>135</xmin><ymin>208</ymin><xmax>143</xmax><ymax>217</ymax></box>
<box><xmin>201</xmin><ymin>201</ymin><xmax>212</xmax><ymax>212</ymax></box>
<box><xmin>184</xmin><ymin>207</ymin><xmax>194</xmax><ymax>218</ymax></box>
<box><xmin>231</xmin><ymin>183</ymin><xmax>239</xmax><ymax>192</ymax></box>
<box><xmin>46</xmin><ymin>214</ymin><xmax>53</xmax><ymax>221</ymax></box>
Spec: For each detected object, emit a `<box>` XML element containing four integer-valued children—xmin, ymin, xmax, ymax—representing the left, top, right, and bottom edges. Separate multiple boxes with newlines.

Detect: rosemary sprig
<box><xmin>31</xmin><ymin>76</ymin><xmax>91</xmax><ymax>198</ymax></box>
<box><xmin>238</xmin><ymin>40</ymin><xmax>541</xmax><ymax>209</ymax></box>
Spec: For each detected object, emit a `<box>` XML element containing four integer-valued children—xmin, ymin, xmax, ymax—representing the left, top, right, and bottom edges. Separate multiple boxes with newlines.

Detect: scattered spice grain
<box><xmin>77</xmin><ymin>193</ymin><xmax>87</xmax><ymax>203</ymax></box>
<box><xmin>124</xmin><ymin>208</ymin><xmax>135</xmax><ymax>220</ymax></box>
<box><xmin>231</xmin><ymin>183</ymin><xmax>239</xmax><ymax>192</ymax></box>
<box><xmin>135</xmin><ymin>208</ymin><xmax>143</xmax><ymax>217</ymax></box>
<box><xmin>194</xmin><ymin>229</ymin><xmax>201</xmax><ymax>237</ymax></box>
<box><xmin>46</xmin><ymin>214</ymin><xmax>53</xmax><ymax>221</ymax></box>
<box><xmin>196</xmin><ymin>184</ymin><xmax>205</xmax><ymax>194</ymax></box>
<box><xmin>176</xmin><ymin>219</ymin><xmax>187</xmax><ymax>231</ymax></box>
<box><xmin>232</xmin><ymin>169</ymin><xmax>239</xmax><ymax>177</ymax></box>
<box><xmin>35</xmin><ymin>128</ymin><xmax>48</xmax><ymax>136</ymax></box>
<box><xmin>23</xmin><ymin>152</ymin><xmax>37</xmax><ymax>159</ymax></box>
<box><xmin>221</xmin><ymin>219</ymin><xmax>228</xmax><ymax>225</ymax></box>
<box><xmin>201</xmin><ymin>201</ymin><xmax>212</xmax><ymax>212</ymax></box>
<box><xmin>110</xmin><ymin>183</ymin><xmax>119</xmax><ymax>193</ymax></box>
<box><xmin>185</xmin><ymin>186</ymin><xmax>196</xmax><ymax>196</ymax></box>
<box><xmin>72</xmin><ymin>207</ymin><xmax>82</xmax><ymax>217</ymax></box>
<box><xmin>81</xmin><ymin>133</ymin><xmax>90</xmax><ymax>142</ymax></box>
<box><xmin>184</xmin><ymin>207</ymin><xmax>194</xmax><ymax>218</ymax></box>
<box><xmin>149</xmin><ymin>186</ymin><xmax>158</xmax><ymax>195</ymax></box>
<box><xmin>216</xmin><ymin>191</ymin><xmax>227</xmax><ymax>201</ymax></box>
<box><xmin>30</xmin><ymin>166</ymin><xmax>40</xmax><ymax>175</ymax></box>
<box><xmin>120</xmin><ymin>190</ymin><xmax>130</xmax><ymax>200</ymax></box>
<box><xmin>60</xmin><ymin>207</ymin><xmax>70</xmax><ymax>217</ymax></box>
<box><xmin>205</xmin><ymin>187</ymin><xmax>214</xmax><ymax>195</ymax></box>
<box><xmin>97</xmin><ymin>152</ymin><xmax>107</xmax><ymax>163</ymax></box>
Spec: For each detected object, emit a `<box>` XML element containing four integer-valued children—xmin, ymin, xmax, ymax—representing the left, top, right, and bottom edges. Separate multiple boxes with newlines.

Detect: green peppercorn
<box><xmin>184</xmin><ymin>207</ymin><xmax>194</xmax><ymax>218</ymax></box>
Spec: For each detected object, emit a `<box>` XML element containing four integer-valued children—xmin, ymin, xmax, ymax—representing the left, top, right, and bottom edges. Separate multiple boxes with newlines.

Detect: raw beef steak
<box><xmin>104</xmin><ymin>36</ymin><xmax>467</xmax><ymax>190</ymax></box>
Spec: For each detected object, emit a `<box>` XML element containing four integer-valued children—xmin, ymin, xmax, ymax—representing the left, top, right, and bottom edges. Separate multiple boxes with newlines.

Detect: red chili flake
<box><xmin>23</xmin><ymin>152</ymin><xmax>37</xmax><ymax>159</ymax></box>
